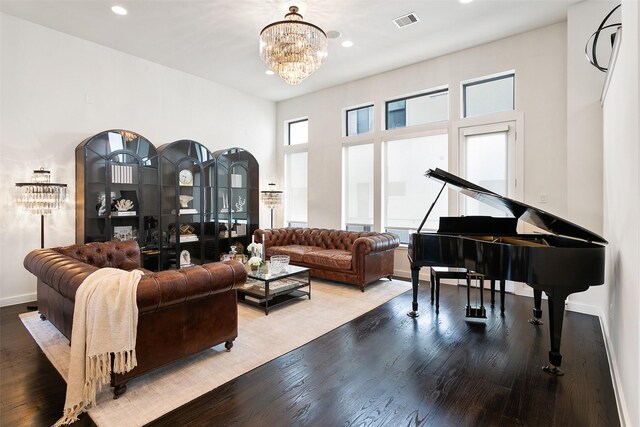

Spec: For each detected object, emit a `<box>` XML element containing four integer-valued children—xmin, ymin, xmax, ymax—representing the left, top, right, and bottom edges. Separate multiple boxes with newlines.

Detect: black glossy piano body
<box><xmin>408</xmin><ymin>168</ymin><xmax>607</xmax><ymax>375</ymax></box>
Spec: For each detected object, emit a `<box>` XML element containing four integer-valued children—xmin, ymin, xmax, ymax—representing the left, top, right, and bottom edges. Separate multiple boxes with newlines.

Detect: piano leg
<box><xmin>528</xmin><ymin>289</ymin><xmax>544</xmax><ymax>325</ymax></box>
<box><xmin>499</xmin><ymin>280</ymin><xmax>506</xmax><ymax>315</ymax></box>
<box><xmin>542</xmin><ymin>290</ymin><xmax>569</xmax><ymax>377</ymax></box>
<box><xmin>408</xmin><ymin>266</ymin><xmax>420</xmax><ymax>318</ymax></box>
<box><xmin>490</xmin><ymin>279</ymin><xmax>496</xmax><ymax>306</ymax></box>
<box><xmin>429</xmin><ymin>269</ymin><xmax>435</xmax><ymax>304</ymax></box>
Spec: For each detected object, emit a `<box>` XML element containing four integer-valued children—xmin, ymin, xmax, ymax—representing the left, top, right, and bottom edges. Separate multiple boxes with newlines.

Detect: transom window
<box><xmin>346</xmin><ymin>105</ymin><xmax>374</xmax><ymax>136</ymax></box>
<box><xmin>385</xmin><ymin>89</ymin><xmax>448</xmax><ymax>130</ymax></box>
<box><xmin>288</xmin><ymin>119</ymin><xmax>308</xmax><ymax>145</ymax></box>
<box><xmin>463</xmin><ymin>73</ymin><xmax>515</xmax><ymax>118</ymax></box>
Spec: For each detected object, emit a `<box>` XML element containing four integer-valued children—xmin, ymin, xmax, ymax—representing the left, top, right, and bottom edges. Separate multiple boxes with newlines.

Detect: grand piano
<box><xmin>408</xmin><ymin>168</ymin><xmax>607</xmax><ymax>376</ymax></box>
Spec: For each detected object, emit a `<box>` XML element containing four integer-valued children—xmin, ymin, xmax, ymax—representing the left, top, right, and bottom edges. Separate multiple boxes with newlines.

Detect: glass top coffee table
<box><xmin>237</xmin><ymin>264</ymin><xmax>311</xmax><ymax>315</ymax></box>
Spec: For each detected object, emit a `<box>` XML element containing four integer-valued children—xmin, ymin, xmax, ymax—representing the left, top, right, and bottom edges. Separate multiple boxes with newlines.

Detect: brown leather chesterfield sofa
<box><xmin>254</xmin><ymin>228</ymin><xmax>400</xmax><ymax>291</ymax></box>
<box><xmin>23</xmin><ymin>240</ymin><xmax>246</xmax><ymax>397</ymax></box>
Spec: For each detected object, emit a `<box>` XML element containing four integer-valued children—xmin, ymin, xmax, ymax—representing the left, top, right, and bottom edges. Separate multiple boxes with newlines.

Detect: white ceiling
<box><xmin>1</xmin><ymin>0</ymin><xmax>580</xmax><ymax>102</ymax></box>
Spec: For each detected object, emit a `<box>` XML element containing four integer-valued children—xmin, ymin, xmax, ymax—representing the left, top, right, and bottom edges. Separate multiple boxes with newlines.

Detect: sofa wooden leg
<box><xmin>360</xmin><ymin>285</ymin><xmax>365</xmax><ymax>292</ymax></box>
<box><xmin>113</xmin><ymin>383</ymin><xmax>127</xmax><ymax>399</ymax></box>
<box><xmin>225</xmin><ymin>340</ymin><xmax>234</xmax><ymax>352</ymax></box>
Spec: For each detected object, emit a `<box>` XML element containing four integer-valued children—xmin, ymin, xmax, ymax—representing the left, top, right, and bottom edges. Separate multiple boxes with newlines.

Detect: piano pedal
<box><xmin>465</xmin><ymin>306</ymin><xmax>486</xmax><ymax>318</ymax></box>
<box><xmin>542</xmin><ymin>364</ymin><xmax>565</xmax><ymax>376</ymax></box>
<box><xmin>528</xmin><ymin>318</ymin><xmax>544</xmax><ymax>325</ymax></box>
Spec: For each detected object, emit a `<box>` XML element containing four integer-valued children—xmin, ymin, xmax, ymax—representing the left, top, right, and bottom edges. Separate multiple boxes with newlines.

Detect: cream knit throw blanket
<box><xmin>53</xmin><ymin>267</ymin><xmax>143</xmax><ymax>426</ymax></box>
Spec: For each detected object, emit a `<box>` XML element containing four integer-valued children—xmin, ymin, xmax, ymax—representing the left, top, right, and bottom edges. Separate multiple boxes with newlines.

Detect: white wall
<box><xmin>565</xmin><ymin>0</ymin><xmax>617</xmax><ymax>318</ymax></box>
<box><xmin>0</xmin><ymin>14</ymin><xmax>276</xmax><ymax>306</ymax></box>
<box><xmin>602</xmin><ymin>1</ymin><xmax>640</xmax><ymax>425</ymax></box>
<box><xmin>276</xmin><ymin>23</ymin><xmax>569</xmax><ymax>281</ymax></box>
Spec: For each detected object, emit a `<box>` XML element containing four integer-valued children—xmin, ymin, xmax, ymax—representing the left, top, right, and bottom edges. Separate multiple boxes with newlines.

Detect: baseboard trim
<box><xmin>1</xmin><ymin>292</ymin><xmax>37</xmax><ymax>308</ymax></box>
<box><xmin>593</xmin><ymin>307</ymin><xmax>629</xmax><ymax>427</ymax></box>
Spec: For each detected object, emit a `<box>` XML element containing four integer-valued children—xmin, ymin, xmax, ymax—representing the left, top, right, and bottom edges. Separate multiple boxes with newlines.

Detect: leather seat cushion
<box><xmin>302</xmin><ymin>249</ymin><xmax>352</xmax><ymax>271</ymax></box>
<box><xmin>267</xmin><ymin>245</ymin><xmax>323</xmax><ymax>263</ymax></box>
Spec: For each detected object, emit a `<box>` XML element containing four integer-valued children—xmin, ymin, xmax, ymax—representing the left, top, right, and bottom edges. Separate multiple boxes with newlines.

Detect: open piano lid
<box><xmin>426</xmin><ymin>168</ymin><xmax>608</xmax><ymax>244</ymax></box>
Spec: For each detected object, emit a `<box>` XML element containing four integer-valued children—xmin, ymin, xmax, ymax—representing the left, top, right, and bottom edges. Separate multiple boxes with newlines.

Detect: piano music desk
<box><xmin>430</xmin><ymin>266</ymin><xmax>505</xmax><ymax>314</ymax></box>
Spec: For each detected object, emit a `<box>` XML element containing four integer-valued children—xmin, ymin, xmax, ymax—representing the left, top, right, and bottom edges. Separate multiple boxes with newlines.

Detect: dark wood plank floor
<box><xmin>1</xmin><ymin>281</ymin><xmax>619</xmax><ymax>426</ymax></box>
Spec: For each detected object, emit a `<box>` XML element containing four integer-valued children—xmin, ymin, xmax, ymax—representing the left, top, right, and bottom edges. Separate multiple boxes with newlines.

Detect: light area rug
<box><xmin>20</xmin><ymin>279</ymin><xmax>411</xmax><ymax>427</ymax></box>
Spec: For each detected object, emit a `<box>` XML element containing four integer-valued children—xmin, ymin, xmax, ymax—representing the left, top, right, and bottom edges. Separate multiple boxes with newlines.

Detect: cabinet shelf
<box><xmin>76</xmin><ymin>129</ymin><xmax>160</xmax><ymax>272</ymax></box>
<box><xmin>78</xmin><ymin>132</ymin><xmax>258</xmax><ymax>271</ymax></box>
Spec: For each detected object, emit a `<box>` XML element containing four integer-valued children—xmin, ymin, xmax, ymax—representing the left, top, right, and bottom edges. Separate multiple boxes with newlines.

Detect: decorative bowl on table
<box><xmin>270</xmin><ymin>255</ymin><xmax>290</xmax><ymax>274</ymax></box>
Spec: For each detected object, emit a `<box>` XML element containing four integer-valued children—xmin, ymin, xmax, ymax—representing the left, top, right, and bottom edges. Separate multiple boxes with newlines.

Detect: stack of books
<box><xmin>170</xmin><ymin>234</ymin><xmax>199</xmax><ymax>243</ymax></box>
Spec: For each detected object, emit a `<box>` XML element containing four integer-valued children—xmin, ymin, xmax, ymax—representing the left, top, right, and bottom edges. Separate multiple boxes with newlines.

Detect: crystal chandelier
<box><xmin>259</xmin><ymin>5</ymin><xmax>328</xmax><ymax>85</ymax></box>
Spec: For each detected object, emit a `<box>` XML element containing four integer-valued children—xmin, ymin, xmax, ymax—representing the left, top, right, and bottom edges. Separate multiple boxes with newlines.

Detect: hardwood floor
<box><xmin>1</xmin><ymin>281</ymin><xmax>620</xmax><ymax>426</ymax></box>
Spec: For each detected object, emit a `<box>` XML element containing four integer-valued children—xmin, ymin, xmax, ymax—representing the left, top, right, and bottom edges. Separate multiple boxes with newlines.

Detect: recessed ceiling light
<box><xmin>326</xmin><ymin>30</ymin><xmax>341</xmax><ymax>39</ymax></box>
<box><xmin>265</xmin><ymin>70</ymin><xmax>275</xmax><ymax>75</ymax></box>
<box><xmin>459</xmin><ymin>0</ymin><xmax>474</xmax><ymax>4</ymax></box>
<box><xmin>341</xmin><ymin>40</ymin><xmax>354</xmax><ymax>48</ymax></box>
<box><xmin>111</xmin><ymin>5</ymin><xmax>127</xmax><ymax>15</ymax></box>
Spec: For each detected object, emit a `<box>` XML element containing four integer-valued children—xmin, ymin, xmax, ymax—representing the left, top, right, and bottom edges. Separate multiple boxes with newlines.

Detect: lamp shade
<box><xmin>261</xmin><ymin>187</ymin><xmax>283</xmax><ymax>209</ymax></box>
<box><xmin>14</xmin><ymin>168</ymin><xmax>67</xmax><ymax>215</ymax></box>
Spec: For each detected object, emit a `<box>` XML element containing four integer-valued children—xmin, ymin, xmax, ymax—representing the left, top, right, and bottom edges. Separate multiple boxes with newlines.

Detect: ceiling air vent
<box><xmin>393</xmin><ymin>12</ymin><xmax>420</xmax><ymax>29</ymax></box>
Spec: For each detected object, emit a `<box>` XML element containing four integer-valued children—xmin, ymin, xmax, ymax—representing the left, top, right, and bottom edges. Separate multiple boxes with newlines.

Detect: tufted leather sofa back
<box><xmin>24</xmin><ymin>240</ymin><xmax>247</xmax><ymax>312</ymax></box>
<box><xmin>261</xmin><ymin>228</ymin><xmax>379</xmax><ymax>251</ymax></box>
<box><xmin>54</xmin><ymin>240</ymin><xmax>141</xmax><ymax>270</ymax></box>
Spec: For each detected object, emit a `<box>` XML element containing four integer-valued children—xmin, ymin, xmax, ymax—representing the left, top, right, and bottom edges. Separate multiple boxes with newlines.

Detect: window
<box><xmin>343</xmin><ymin>144</ymin><xmax>374</xmax><ymax>230</ymax></box>
<box><xmin>463</xmin><ymin>73</ymin><xmax>515</xmax><ymax>118</ymax></box>
<box><xmin>346</xmin><ymin>105</ymin><xmax>374</xmax><ymax>136</ymax></box>
<box><xmin>385</xmin><ymin>89</ymin><xmax>448</xmax><ymax>130</ymax></box>
<box><xmin>384</xmin><ymin>134</ymin><xmax>448</xmax><ymax>243</ymax></box>
<box><xmin>284</xmin><ymin>151</ymin><xmax>308</xmax><ymax>226</ymax></box>
<box><xmin>288</xmin><ymin>119</ymin><xmax>308</xmax><ymax>145</ymax></box>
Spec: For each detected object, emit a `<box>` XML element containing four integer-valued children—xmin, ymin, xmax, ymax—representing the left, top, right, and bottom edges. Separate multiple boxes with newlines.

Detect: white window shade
<box><xmin>285</xmin><ymin>151</ymin><xmax>308</xmax><ymax>223</ymax></box>
<box><xmin>463</xmin><ymin>74</ymin><xmax>514</xmax><ymax>118</ymax></box>
<box><xmin>384</xmin><ymin>134</ymin><xmax>448</xmax><ymax>235</ymax></box>
<box><xmin>343</xmin><ymin>144</ymin><xmax>374</xmax><ymax>227</ymax></box>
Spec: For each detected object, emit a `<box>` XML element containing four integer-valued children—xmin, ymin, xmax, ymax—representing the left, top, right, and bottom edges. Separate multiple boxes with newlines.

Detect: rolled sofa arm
<box><xmin>24</xmin><ymin>247</ymin><xmax>246</xmax><ymax>314</ymax></box>
<box><xmin>353</xmin><ymin>233</ymin><xmax>400</xmax><ymax>256</ymax></box>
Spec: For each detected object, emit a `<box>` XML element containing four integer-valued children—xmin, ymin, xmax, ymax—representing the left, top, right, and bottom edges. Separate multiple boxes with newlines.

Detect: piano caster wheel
<box><xmin>528</xmin><ymin>318</ymin><xmax>544</xmax><ymax>325</ymax></box>
<box><xmin>542</xmin><ymin>364</ymin><xmax>564</xmax><ymax>376</ymax></box>
<box><xmin>407</xmin><ymin>311</ymin><xmax>419</xmax><ymax>318</ymax></box>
